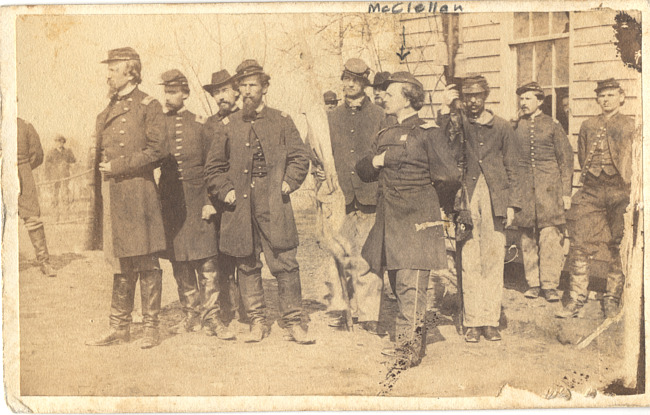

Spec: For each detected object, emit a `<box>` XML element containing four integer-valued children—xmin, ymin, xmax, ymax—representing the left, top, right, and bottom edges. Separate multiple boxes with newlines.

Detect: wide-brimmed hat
<box><xmin>101</xmin><ymin>47</ymin><xmax>140</xmax><ymax>63</ymax></box>
<box><xmin>203</xmin><ymin>70</ymin><xmax>235</xmax><ymax>94</ymax></box>
<box><xmin>371</xmin><ymin>71</ymin><xmax>391</xmax><ymax>90</ymax></box>
<box><xmin>323</xmin><ymin>90</ymin><xmax>339</xmax><ymax>104</ymax></box>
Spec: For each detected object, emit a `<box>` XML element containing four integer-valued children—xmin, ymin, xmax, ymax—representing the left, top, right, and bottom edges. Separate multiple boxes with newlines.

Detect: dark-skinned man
<box><xmin>441</xmin><ymin>76</ymin><xmax>520</xmax><ymax>343</ymax></box>
<box><xmin>204</xmin><ymin>59</ymin><xmax>314</xmax><ymax>344</ymax></box>
<box><xmin>86</xmin><ymin>47</ymin><xmax>166</xmax><ymax>349</ymax></box>
<box><xmin>157</xmin><ymin>69</ymin><xmax>235</xmax><ymax>340</ymax></box>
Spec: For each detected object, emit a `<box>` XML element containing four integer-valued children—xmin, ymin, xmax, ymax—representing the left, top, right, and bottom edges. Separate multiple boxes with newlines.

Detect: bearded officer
<box><xmin>513</xmin><ymin>82</ymin><xmax>573</xmax><ymax>302</ymax></box>
<box><xmin>204</xmin><ymin>59</ymin><xmax>314</xmax><ymax>344</ymax></box>
<box><xmin>557</xmin><ymin>78</ymin><xmax>634</xmax><ymax>319</ymax></box>
<box><xmin>86</xmin><ymin>47</ymin><xmax>166</xmax><ymax>349</ymax></box>
<box><xmin>202</xmin><ymin>69</ymin><xmax>245</xmax><ymax>323</ymax></box>
<box><xmin>157</xmin><ymin>69</ymin><xmax>235</xmax><ymax>340</ymax></box>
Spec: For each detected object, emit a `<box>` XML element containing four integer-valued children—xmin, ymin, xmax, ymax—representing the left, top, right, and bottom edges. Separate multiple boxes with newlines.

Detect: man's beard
<box><xmin>242</xmin><ymin>96</ymin><xmax>261</xmax><ymax>120</ymax></box>
<box><xmin>218</xmin><ymin>101</ymin><xmax>235</xmax><ymax>114</ymax></box>
<box><xmin>166</xmin><ymin>103</ymin><xmax>182</xmax><ymax>113</ymax></box>
<box><xmin>107</xmin><ymin>85</ymin><xmax>118</xmax><ymax>99</ymax></box>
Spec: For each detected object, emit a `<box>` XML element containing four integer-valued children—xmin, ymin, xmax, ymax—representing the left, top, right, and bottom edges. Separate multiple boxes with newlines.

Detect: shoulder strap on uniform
<box><xmin>141</xmin><ymin>95</ymin><xmax>155</xmax><ymax>105</ymax></box>
<box><xmin>195</xmin><ymin>114</ymin><xmax>207</xmax><ymax>124</ymax></box>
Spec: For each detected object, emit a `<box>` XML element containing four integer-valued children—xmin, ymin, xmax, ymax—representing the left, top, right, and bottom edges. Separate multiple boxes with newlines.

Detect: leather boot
<box><xmin>171</xmin><ymin>261</ymin><xmax>201</xmax><ymax>327</ymax></box>
<box><xmin>87</xmin><ymin>273</ymin><xmax>137</xmax><ymax>346</ymax></box>
<box><xmin>140</xmin><ymin>269</ymin><xmax>162</xmax><ymax>349</ymax></box>
<box><xmin>276</xmin><ymin>270</ymin><xmax>304</xmax><ymax>328</ymax></box>
<box><xmin>603</xmin><ymin>296</ymin><xmax>621</xmax><ymax>319</ymax></box>
<box><xmin>238</xmin><ymin>269</ymin><xmax>266</xmax><ymax>326</ymax></box>
<box><xmin>27</xmin><ymin>225</ymin><xmax>56</xmax><ymax>277</ymax></box>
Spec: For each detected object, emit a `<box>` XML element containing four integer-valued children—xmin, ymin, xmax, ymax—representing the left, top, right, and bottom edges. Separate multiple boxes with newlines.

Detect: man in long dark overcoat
<box><xmin>157</xmin><ymin>69</ymin><xmax>235</xmax><ymax>340</ymax></box>
<box><xmin>204</xmin><ymin>59</ymin><xmax>314</xmax><ymax>344</ymax></box>
<box><xmin>86</xmin><ymin>47</ymin><xmax>167</xmax><ymax>349</ymax></box>
<box><xmin>18</xmin><ymin>117</ymin><xmax>56</xmax><ymax>277</ymax></box>
<box><xmin>202</xmin><ymin>69</ymin><xmax>244</xmax><ymax>323</ymax></box>
<box><xmin>512</xmin><ymin>82</ymin><xmax>574</xmax><ymax>302</ymax></box>
<box><xmin>557</xmin><ymin>78</ymin><xmax>634</xmax><ymax>319</ymax></box>
<box><xmin>356</xmin><ymin>72</ymin><xmax>459</xmax><ymax>366</ymax></box>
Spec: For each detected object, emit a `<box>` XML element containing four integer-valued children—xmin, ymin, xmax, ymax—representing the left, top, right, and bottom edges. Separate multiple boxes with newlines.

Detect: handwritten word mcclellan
<box><xmin>368</xmin><ymin>2</ymin><xmax>463</xmax><ymax>13</ymax></box>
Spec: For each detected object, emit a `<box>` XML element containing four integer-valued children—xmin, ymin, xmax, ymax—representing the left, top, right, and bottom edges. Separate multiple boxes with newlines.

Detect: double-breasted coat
<box><xmin>512</xmin><ymin>112</ymin><xmax>574</xmax><ymax>228</ymax></box>
<box><xmin>356</xmin><ymin>114</ymin><xmax>460</xmax><ymax>273</ymax></box>
<box><xmin>17</xmin><ymin>118</ymin><xmax>44</xmax><ymax>219</ymax></box>
<box><xmin>204</xmin><ymin>106</ymin><xmax>310</xmax><ymax>258</ymax></box>
<box><xmin>159</xmin><ymin>108</ymin><xmax>219</xmax><ymax>262</ymax></box>
<box><xmin>95</xmin><ymin>86</ymin><xmax>167</xmax><ymax>259</ymax></box>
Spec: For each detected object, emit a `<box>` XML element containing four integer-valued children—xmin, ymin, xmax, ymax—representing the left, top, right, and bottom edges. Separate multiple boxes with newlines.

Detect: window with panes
<box><xmin>512</xmin><ymin>12</ymin><xmax>570</xmax><ymax>132</ymax></box>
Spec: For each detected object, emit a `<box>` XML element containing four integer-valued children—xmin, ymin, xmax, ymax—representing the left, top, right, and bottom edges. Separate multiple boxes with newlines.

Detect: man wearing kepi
<box><xmin>441</xmin><ymin>76</ymin><xmax>519</xmax><ymax>343</ymax></box>
<box><xmin>557</xmin><ymin>78</ymin><xmax>634</xmax><ymax>319</ymax></box>
<box><xmin>323</xmin><ymin>58</ymin><xmax>385</xmax><ymax>333</ymax></box>
<box><xmin>356</xmin><ymin>72</ymin><xmax>459</xmax><ymax>366</ymax></box>
<box><xmin>202</xmin><ymin>69</ymin><xmax>244</xmax><ymax>324</ymax></box>
<box><xmin>204</xmin><ymin>59</ymin><xmax>314</xmax><ymax>344</ymax></box>
<box><xmin>513</xmin><ymin>82</ymin><xmax>574</xmax><ymax>302</ymax></box>
<box><xmin>157</xmin><ymin>69</ymin><xmax>235</xmax><ymax>340</ymax></box>
<box><xmin>86</xmin><ymin>47</ymin><xmax>166</xmax><ymax>349</ymax></box>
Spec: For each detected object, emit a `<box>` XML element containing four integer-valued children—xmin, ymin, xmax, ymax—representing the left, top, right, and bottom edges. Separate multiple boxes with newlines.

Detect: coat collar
<box><xmin>344</xmin><ymin>95</ymin><xmax>369</xmax><ymax>111</ymax></box>
<box><xmin>468</xmin><ymin>109</ymin><xmax>494</xmax><ymax>126</ymax></box>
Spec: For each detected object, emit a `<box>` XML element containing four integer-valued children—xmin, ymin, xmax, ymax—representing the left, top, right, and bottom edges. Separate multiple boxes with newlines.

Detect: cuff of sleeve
<box><xmin>283</xmin><ymin>177</ymin><xmax>300</xmax><ymax>193</ymax></box>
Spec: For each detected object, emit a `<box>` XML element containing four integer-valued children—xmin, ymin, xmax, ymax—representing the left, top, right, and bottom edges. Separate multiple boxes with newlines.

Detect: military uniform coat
<box><xmin>512</xmin><ymin>112</ymin><xmax>574</xmax><ymax>228</ymax></box>
<box><xmin>159</xmin><ymin>108</ymin><xmax>218</xmax><ymax>262</ymax></box>
<box><xmin>17</xmin><ymin>118</ymin><xmax>44</xmax><ymax>219</ymax></box>
<box><xmin>356</xmin><ymin>114</ymin><xmax>460</xmax><ymax>273</ymax></box>
<box><xmin>576</xmin><ymin>112</ymin><xmax>634</xmax><ymax>185</ymax></box>
<box><xmin>204</xmin><ymin>106</ymin><xmax>310</xmax><ymax>258</ymax></box>
<box><xmin>95</xmin><ymin>86</ymin><xmax>167</xmax><ymax>259</ymax></box>
<box><xmin>327</xmin><ymin>96</ymin><xmax>385</xmax><ymax>206</ymax></box>
<box><xmin>440</xmin><ymin>110</ymin><xmax>521</xmax><ymax>217</ymax></box>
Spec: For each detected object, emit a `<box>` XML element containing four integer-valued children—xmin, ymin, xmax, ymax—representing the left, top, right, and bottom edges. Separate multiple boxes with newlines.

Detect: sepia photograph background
<box><xmin>3</xmin><ymin>1</ymin><xmax>647</xmax><ymax>411</ymax></box>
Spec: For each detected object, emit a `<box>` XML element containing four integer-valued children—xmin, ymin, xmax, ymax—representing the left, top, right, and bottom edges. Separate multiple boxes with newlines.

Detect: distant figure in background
<box><xmin>512</xmin><ymin>82</ymin><xmax>573</xmax><ymax>303</ymax></box>
<box><xmin>557</xmin><ymin>78</ymin><xmax>634</xmax><ymax>319</ymax></box>
<box><xmin>323</xmin><ymin>90</ymin><xmax>339</xmax><ymax>111</ymax></box>
<box><xmin>557</xmin><ymin>95</ymin><xmax>570</xmax><ymax>134</ymax></box>
<box><xmin>371</xmin><ymin>71</ymin><xmax>391</xmax><ymax>110</ymax></box>
<box><xmin>45</xmin><ymin>134</ymin><xmax>76</xmax><ymax>207</ymax></box>
<box><xmin>18</xmin><ymin>117</ymin><xmax>56</xmax><ymax>277</ymax></box>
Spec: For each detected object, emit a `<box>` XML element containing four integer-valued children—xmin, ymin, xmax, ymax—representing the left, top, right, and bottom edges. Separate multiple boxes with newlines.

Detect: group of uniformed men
<box><xmin>60</xmin><ymin>46</ymin><xmax>631</xmax><ymax>364</ymax></box>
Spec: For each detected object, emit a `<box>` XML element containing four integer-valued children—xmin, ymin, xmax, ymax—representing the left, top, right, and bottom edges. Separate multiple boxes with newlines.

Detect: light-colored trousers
<box><xmin>461</xmin><ymin>175</ymin><xmax>505</xmax><ymax>328</ymax></box>
<box><xmin>520</xmin><ymin>226</ymin><xmax>565</xmax><ymax>290</ymax></box>
<box><xmin>316</xmin><ymin>182</ymin><xmax>383</xmax><ymax>322</ymax></box>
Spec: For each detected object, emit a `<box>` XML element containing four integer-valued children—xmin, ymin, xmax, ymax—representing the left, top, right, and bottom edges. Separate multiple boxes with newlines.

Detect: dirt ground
<box><xmin>17</xmin><ymin>193</ymin><xmax>635</xmax><ymax>399</ymax></box>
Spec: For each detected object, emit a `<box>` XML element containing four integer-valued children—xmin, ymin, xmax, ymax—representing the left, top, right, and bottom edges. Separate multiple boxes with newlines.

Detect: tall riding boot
<box><xmin>86</xmin><ymin>273</ymin><xmax>137</xmax><ymax>346</ymax></box>
<box><xmin>238</xmin><ymin>268</ymin><xmax>269</xmax><ymax>342</ymax></box>
<box><xmin>200</xmin><ymin>258</ymin><xmax>235</xmax><ymax>340</ymax></box>
<box><xmin>140</xmin><ymin>269</ymin><xmax>163</xmax><ymax>349</ymax></box>
<box><xmin>171</xmin><ymin>261</ymin><xmax>201</xmax><ymax>332</ymax></box>
<box><xmin>26</xmin><ymin>221</ymin><xmax>56</xmax><ymax>277</ymax></box>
